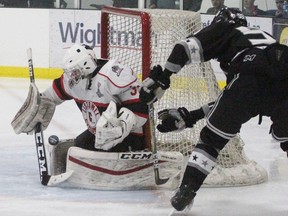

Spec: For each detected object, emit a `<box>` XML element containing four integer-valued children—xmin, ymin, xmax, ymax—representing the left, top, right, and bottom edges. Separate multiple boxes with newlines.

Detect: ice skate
<box><xmin>170</xmin><ymin>184</ymin><xmax>196</xmax><ymax>212</ymax></box>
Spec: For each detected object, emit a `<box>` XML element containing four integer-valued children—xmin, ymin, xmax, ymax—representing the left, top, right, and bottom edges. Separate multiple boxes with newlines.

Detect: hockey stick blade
<box><xmin>41</xmin><ymin>170</ymin><xmax>73</xmax><ymax>186</ymax></box>
<box><xmin>152</xmin><ymin>153</ymin><xmax>169</xmax><ymax>185</ymax></box>
<box><xmin>156</xmin><ymin>177</ymin><xmax>169</xmax><ymax>185</ymax></box>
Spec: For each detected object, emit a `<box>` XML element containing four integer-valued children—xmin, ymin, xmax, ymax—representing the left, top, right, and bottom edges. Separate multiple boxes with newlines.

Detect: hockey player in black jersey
<box><xmin>140</xmin><ymin>7</ymin><xmax>288</xmax><ymax>211</ymax></box>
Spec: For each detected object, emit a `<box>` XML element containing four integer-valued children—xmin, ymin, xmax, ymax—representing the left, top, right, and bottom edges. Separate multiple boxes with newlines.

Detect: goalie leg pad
<box><xmin>66</xmin><ymin>147</ymin><xmax>184</xmax><ymax>190</ymax></box>
<box><xmin>50</xmin><ymin>139</ymin><xmax>75</xmax><ymax>175</ymax></box>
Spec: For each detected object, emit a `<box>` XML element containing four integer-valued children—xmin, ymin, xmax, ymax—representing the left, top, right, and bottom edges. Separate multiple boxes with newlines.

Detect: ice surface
<box><xmin>1</xmin><ymin>78</ymin><xmax>288</xmax><ymax>216</ymax></box>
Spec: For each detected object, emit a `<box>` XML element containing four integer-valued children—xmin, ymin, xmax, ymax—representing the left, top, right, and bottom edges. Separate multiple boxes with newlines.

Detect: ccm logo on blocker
<box><xmin>119</xmin><ymin>153</ymin><xmax>153</xmax><ymax>160</ymax></box>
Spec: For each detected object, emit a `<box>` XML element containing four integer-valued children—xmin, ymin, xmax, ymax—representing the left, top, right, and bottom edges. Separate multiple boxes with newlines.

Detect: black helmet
<box><xmin>212</xmin><ymin>7</ymin><xmax>247</xmax><ymax>27</ymax></box>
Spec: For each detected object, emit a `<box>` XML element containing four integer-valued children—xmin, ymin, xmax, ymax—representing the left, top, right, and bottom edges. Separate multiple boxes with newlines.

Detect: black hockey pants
<box><xmin>201</xmin><ymin>73</ymin><xmax>288</xmax><ymax>151</ymax></box>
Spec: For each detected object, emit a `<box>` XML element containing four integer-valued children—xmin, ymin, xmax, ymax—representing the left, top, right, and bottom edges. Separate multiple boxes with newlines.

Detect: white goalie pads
<box><xmin>95</xmin><ymin>101</ymin><xmax>136</xmax><ymax>150</ymax></box>
<box><xmin>48</xmin><ymin>139</ymin><xmax>184</xmax><ymax>190</ymax></box>
<box><xmin>11</xmin><ymin>83</ymin><xmax>56</xmax><ymax>134</ymax></box>
<box><xmin>65</xmin><ymin>147</ymin><xmax>184</xmax><ymax>190</ymax></box>
<box><xmin>48</xmin><ymin>139</ymin><xmax>75</xmax><ymax>176</ymax></box>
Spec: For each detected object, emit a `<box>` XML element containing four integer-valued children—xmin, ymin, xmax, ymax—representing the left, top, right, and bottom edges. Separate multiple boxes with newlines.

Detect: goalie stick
<box><xmin>34</xmin><ymin>123</ymin><xmax>73</xmax><ymax>186</ymax></box>
<box><xmin>27</xmin><ymin>48</ymin><xmax>73</xmax><ymax>186</ymax></box>
<box><xmin>148</xmin><ymin>103</ymin><xmax>169</xmax><ymax>185</ymax></box>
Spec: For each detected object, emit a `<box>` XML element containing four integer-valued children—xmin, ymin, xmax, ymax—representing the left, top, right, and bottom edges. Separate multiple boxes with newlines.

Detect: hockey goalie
<box><xmin>11</xmin><ymin>44</ymin><xmax>183</xmax><ymax>190</ymax></box>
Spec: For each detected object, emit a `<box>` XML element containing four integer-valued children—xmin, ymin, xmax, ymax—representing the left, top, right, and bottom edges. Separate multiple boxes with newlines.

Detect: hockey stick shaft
<box><xmin>27</xmin><ymin>48</ymin><xmax>49</xmax><ymax>184</ymax></box>
<box><xmin>27</xmin><ymin>48</ymin><xmax>35</xmax><ymax>83</ymax></box>
<box><xmin>148</xmin><ymin>103</ymin><xmax>169</xmax><ymax>185</ymax></box>
<box><xmin>34</xmin><ymin>122</ymin><xmax>50</xmax><ymax>183</ymax></box>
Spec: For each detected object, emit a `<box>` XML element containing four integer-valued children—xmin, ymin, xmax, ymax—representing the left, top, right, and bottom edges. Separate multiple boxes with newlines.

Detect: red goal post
<box><xmin>101</xmin><ymin>7</ymin><xmax>152</xmax><ymax>79</ymax></box>
<box><xmin>101</xmin><ymin>6</ymin><xmax>153</xmax><ymax>149</ymax></box>
<box><xmin>100</xmin><ymin>6</ymin><xmax>268</xmax><ymax>187</ymax></box>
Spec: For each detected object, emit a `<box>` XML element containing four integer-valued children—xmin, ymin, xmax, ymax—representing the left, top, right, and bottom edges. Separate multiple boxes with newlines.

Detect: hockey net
<box><xmin>101</xmin><ymin>6</ymin><xmax>267</xmax><ymax>187</ymax></box>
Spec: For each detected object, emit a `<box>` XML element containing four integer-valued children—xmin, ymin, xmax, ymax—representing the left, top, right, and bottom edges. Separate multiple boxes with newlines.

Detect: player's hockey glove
<box><xmin>140</xmin><ymin>65</ymin><xmax>172</xmax><ymax>105</ymax></box>
<box><xmin>157</xmin><ymin>107</ymin><xmax>205</xmax><ymax>133</ymax></box>
<box><xmin>280</xmin><ymin>141</ymin><xmax>288</xmax><ymax>157</ymax></box>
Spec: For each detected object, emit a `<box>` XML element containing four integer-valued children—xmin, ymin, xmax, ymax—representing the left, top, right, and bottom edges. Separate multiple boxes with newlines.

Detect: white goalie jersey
<box><xmin>42</xmin><ymin>59</ymin><xmax>148</xmax><ymax>139</ymax></box>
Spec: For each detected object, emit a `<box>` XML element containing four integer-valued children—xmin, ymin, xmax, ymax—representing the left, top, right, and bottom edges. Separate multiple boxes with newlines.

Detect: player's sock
<box><xmin>171</xmin><ymin>143</ymin><xmax>219</xmax><ymax>211</ymax></box>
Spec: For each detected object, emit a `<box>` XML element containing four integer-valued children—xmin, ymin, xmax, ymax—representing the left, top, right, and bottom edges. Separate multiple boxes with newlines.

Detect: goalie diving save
<box><xmin>11</xmin><ymin>44</ymin><xmax>184</xmax><ymax>190</ymax></box>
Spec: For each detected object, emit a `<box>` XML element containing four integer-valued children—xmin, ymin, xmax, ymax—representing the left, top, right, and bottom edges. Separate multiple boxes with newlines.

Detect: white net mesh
<box><xmin>101</xmin><ymin>7</ymin><xmax>267</xmax><ymax>186</ymax></box>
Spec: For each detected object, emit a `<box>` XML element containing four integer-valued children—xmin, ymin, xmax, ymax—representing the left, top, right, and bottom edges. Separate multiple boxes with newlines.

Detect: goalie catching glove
<box><xmin>140</xmin><ymin>65</ymin><xmax>172</xmax><ymax>105</ymax></box>
<box><xmin>157</xmin><ymin>107</ymin><xmax>205</xmax><ymax>133</ymax></box>
<box><xmin>95</xmin><ymin>101</ymin><xmax>136</xmax><ymax>150</ymax></box>
<box><xmin>11</xmin><ymin>83</ymin><xmax>56</xmax><ymax>134</ymax></box>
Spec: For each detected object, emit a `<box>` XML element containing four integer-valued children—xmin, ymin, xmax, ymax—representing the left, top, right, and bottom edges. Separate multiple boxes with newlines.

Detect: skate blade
<box><xmin>168</xmin><ymin>200</ymin><xmax>194</xmax><ymax>216</ymax></box>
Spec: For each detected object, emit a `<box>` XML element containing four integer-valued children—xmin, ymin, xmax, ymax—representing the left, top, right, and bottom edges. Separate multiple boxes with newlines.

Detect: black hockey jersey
<box><xmin>164</xmin><ymin>21</ymin><xmax>276</xmax><ymax>74</ymax></box>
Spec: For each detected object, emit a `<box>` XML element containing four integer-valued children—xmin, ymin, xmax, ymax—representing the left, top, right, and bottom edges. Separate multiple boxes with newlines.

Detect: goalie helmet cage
<box><xmin>101</xmin><ymin>6</ymin><xmax>268</xmax><ymax>187</ymax></box>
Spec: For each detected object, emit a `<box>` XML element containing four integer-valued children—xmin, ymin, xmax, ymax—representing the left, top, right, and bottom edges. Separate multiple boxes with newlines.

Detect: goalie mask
<box><xmin>212</xmin><ymin>7</ymin><xmax>247</xmax><ymax>27</ymax></box>
<box><xmin>62</xmin><ymin>44</ymin><xmax>97</xmax><ymax>80</ymax></box>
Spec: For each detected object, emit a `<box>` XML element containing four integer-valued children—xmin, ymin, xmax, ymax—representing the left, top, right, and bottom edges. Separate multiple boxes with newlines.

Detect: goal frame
<box><xmin>100</xmin><ymin>6</ymin><xmax>268</xmax><ymax>187</ymax></box>
<box><xmin>101</xmin><ymin>6</ymin><xmax>151</xmax><ymax>78</ymax></box>
<box><xmin>101</xmin><ymin>6</ymin><xmax>153</xmax><ymax>149</ymax></box>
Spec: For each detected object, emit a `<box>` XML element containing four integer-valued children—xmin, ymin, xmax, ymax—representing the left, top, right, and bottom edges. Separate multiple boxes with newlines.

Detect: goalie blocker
<box><xmin>49</xmin><ymin>139</ymin><xmax>184</xmax><ymax>190</ymax></box>
<box><xmin>11</xmin><ymin>83</ymin><xmax>56</xmax><ymax>134</ymax></box>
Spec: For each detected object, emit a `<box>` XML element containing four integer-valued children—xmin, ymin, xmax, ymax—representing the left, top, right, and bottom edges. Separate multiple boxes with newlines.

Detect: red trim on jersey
<box><xmin>130</xmin><ymin>132</ymin><xmax>144</xmax><ymax>136</ymax></box>
<box><xmin>121</xmin><ymin>98</ymin><xmax>140</xmax><ymax>105</ymax></box>
<box><xmin>52</xmin><ymin>81</ymin><xmax>63</xmax><ymax>99</ymax></box>
<box><xmin>74</xmin><ymin>98</ymin><xmax>109</xmax><ymax>107</ymax></box>
<box><xmin>69</xmin><ymin>155</ymin><xmax>165</xmax><ymax>175</ymax></box>
<box><xmin>98</xmin><ymin>72</ymin><xmax>137</xmax><ymax>88</ymax></box>
<box><xmin>52</xmin><ymin>75</ymin><xmax>74</xmax><ymax>100</ymax></box>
